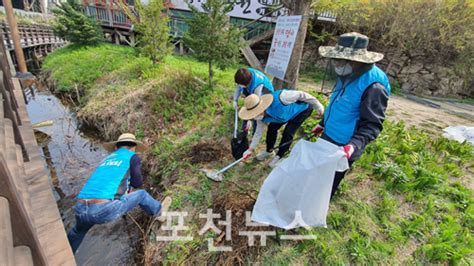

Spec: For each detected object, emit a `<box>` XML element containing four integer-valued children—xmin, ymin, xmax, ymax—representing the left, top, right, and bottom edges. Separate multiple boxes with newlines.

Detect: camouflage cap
<box><xmin>319</xmin><ymin>32</ymin><xmax>384</xmax><ymax>64</ymax></box>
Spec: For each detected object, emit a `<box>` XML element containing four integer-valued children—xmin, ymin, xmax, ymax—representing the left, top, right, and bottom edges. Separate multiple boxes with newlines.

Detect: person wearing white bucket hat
<box><xmin>67</xmin><ymin>133</ymin><xmax>172</xmax><ymax>254</ymax></box>
<box><xmin>313</xmin><ymin>32</ymin><xmax>391</xmax><ymax>198</ymax></box>
<box><xmin>239</xmin><ymin>89</ymin><xmax>324</xmax><ymax>168</ymax></box>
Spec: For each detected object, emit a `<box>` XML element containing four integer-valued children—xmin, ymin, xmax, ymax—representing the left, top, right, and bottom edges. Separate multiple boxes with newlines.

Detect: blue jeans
<box><xmin>67</xmin><ymin>190</ymin><xmax>162</xmax><ymax>254</ymax></box>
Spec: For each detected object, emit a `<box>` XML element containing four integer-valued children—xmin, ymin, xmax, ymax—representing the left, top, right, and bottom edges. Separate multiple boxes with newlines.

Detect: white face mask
<box><xmin>334</xmin><ymin>63</ymin><xmax>353</xmax><ymax>76</ymax></box>
<box><xmin>254</xmin><ymin>114</ymin><xmax>264</xmax><ymax>121</ymax></box>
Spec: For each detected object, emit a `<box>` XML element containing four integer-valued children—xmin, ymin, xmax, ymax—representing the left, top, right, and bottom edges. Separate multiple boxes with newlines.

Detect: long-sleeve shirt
<box><xmin>321</xmin><ymin>83</ymin><xmax>389</xmax><ymax>161</ymax></box>
<box><xmin>129</xmin><ymin>154</ymin><xmax>144</xmax><ymax>188</ymax></box>
<box><xmin>249</xmin><ymin>90</ymin><xmax>324</xmax><ymax>150</ymax></box>
<box><xmin>233</xmin><ymin>84</ymin><xmax>264</xmax><ymax>102</ymax></box>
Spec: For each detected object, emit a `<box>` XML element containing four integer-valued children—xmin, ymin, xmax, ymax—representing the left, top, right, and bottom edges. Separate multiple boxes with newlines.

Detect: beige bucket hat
<box><xmin>239</xmin><ymin>94</ymin><xmax>274</xmax><ymax>120</ymax></box>
<box><xmin>103</xmin><ymin>133</ymin><xmax>148</xmax><ymax>153</ymax></box>
<box><xmin>319</xmin><ymin>32</ymin><xmax>384</xmax><ymax>64</ymax></box>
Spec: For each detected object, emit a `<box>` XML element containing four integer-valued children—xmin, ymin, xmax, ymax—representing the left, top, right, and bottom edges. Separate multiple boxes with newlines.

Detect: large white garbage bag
<box><xmin>442</xmin><ymin>126</ymin><xmax>474</xmax><ymax>146</ymax></box>
<box><xmin>251</xmin><ymin>139</ymin><xmax>349</xmax><ymax>229</ymax></box>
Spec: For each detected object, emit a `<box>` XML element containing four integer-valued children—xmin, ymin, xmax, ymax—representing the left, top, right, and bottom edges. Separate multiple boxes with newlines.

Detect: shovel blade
<box><xmin>201</xmin><ymin>168</ymin><xmax>223</xmax><ymax>182</ymax></box>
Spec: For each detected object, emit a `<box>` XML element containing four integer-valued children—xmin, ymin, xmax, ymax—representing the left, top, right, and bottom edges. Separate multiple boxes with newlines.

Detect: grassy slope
<box><xmin>43</xmin><ymin>44</ymin><xmax>473</xmax><ymax>265</ymax></box>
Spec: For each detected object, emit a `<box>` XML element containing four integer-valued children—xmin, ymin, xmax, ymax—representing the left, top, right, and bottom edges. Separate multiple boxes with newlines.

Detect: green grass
<box><xmin>43</xmin><ymin>44</ymin><xmax>149</xmax><ymax>93</ymax></box>
<box><xmin>43</xmin><ymin>44</ymin><xmax>474</xmax><ymax>265</ymax></box>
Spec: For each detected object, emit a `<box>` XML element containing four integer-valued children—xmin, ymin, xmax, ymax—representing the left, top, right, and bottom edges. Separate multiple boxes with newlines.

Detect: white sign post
<box><xmin>264</xmin><ymin>16</ymin><xmax>302</xmax><ymax>81</ymax></box>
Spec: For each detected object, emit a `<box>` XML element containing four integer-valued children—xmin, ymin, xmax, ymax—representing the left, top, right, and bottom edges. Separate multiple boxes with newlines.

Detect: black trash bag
<box><xmin>231</xmin><ymin>131</ymin><xmax>249</xmax><ymax>160</ymax></box>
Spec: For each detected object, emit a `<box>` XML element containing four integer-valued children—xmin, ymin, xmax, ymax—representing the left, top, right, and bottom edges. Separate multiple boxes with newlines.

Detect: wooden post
<box><xmin>3</xmin><ymin>0</ymin><xmax>28</xmax><ymax>74</ymax></box>
<box><xmin>273</xmin><ymin>0</ymin><xmax>312</xmax><ymax>90</ymax></box>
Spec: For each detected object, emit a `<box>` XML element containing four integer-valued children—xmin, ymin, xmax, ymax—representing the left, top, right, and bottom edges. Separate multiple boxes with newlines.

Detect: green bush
<box><xmin>51</xmin><ymin>0</ymin><xmax>102</xmax><ymax>45</ymax></box>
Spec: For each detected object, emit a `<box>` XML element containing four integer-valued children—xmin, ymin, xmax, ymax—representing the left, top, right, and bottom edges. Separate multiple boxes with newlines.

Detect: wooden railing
<box><xmin>0</xmin><ymin>22</ymin><xmax>66</xmax><ymax>50</ymax></box>
<box><xmin>0</xmin><ymin>34</ymin><xmax>75</xmax><ymax>265</ymax></box>
<box><xmin>84</xmin><ymin>5</ymin><xmax>132</xmax><ymax>29</ymax></box>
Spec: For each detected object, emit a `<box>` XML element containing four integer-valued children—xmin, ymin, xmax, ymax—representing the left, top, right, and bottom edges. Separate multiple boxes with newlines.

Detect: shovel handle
<box><xmin>270</xmin><ymin>132</ymin><xmax>313</xmax><ymax>152</ymax></box>
<box><xmin>234</xmin><ymin>108</ymin><xmax>238</xmax><ymax>138</ymax></box>
<box><xmin>216</xmin><ymin>157</ymin><xmax>244</xmax><ymax>175</ymax></box>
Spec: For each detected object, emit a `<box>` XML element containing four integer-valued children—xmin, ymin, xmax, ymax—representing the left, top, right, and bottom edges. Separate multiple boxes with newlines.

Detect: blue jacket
<box><xmin>263</xmin><ymin>90</ymin><xmax>309</xmax><ymax>124</ymax></box>
<box><xmin>243</xmin><ymin>68</ymin><xmax>274</xmax><ymax>96</ymax></box>
<box><xmin>323</xmin><ymin>65</ymin><xmax>391</xmax><ymax>145</ymax></box>
<box><xmin>78</xmin><ymin>148</ymin><xmax>136</xmax><ymax>200</ymax></box>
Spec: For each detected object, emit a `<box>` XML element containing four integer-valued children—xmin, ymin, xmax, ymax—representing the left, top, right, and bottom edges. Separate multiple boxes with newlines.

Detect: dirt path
<box><xmin>299</xmin><ymin>79</ymin><xmax>474</xmax><ymax>131</ymax></box>
<box><xmin>387</xmin><ymin>95</ymin><xmax>473</xmax><ymax>132</ymax></box>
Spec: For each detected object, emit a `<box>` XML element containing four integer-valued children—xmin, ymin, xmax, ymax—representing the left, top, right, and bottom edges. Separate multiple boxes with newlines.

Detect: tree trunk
<box><xmin>273</xmin><ymin>0</ymin><xmax>312</xmax><ymax>90</ymax></box>
<box><xmin>208</xmin><ymin>61</ymin><xmax>213</xmax><ymax>88</ymax></box>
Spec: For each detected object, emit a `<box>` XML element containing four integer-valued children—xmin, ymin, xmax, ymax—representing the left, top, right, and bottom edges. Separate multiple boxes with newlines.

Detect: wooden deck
<box><xmin>0</xmin><ymin>32</ymin><xmax>75</xmax><ymax>265</ymax></box>
<box><xmin>0</xmin><ymin>21</ymin><xmax>66</xmax><ymax>51</ymax></box>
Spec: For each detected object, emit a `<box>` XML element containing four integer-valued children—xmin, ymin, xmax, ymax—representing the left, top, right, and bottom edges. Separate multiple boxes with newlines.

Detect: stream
<box><xmin>25</xmin><ymin>85</ymin><xmax>140</xmax><ymax>265</ymax></box>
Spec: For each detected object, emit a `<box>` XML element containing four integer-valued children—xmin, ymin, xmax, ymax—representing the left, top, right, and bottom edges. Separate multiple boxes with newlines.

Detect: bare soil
<box><xmin>387</xmin><ymin>95</ymin><xmax>473</xmax><ymax>132</ymax></box>
<box><xmin>188</xmin><ymin>140</ymin><xmax>231</xmax><ymax>164</ymax></box>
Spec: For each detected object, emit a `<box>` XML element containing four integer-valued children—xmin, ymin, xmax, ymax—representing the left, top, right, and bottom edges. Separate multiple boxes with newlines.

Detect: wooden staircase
<box><xmin>0</xmin><ymin>34</ymin><xmax>75</xmax><ymax>265</ymax></box>
<box><xmin>240</xmin><ymin>15</ymin><xmax>276</xmax><ymax>70</ymax></box>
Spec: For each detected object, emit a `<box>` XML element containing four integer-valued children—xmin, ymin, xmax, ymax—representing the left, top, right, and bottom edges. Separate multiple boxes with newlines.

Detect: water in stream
<box><xmin>26</xmin><ymin>85</ymin><xmax>139</xmax><ymax>265</ymax></box>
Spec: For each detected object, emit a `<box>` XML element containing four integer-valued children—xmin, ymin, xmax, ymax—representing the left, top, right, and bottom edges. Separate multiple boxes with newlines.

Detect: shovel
<box><xmin>231</xmin><ymin>108</ymin><xmax>249</xmax><ymax>160</ymax></box>
<box><xmin>204</xmin><ymin>131</ymin><xmax>314</xmax><ymax>182</ymax></box>
<box><xmin>203</xmin><ymin>157</ymin><xmax>244</xmax><ymax>181</ymax></box>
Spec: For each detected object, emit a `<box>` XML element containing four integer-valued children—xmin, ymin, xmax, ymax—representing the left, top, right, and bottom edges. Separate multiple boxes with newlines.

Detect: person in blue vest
<box><xmin>67</xmin><ymin>133</ymin><xmax>172</xmax><ymax>254</ymax></box>
<box><xmin>238</xmin><ymin>90</ymin><xmax>324</xmax><ymax>168</ymax></box>
<box><xmin>312</xmin><ymin>32</ymin><xmax>391</xmax><ymax>198</ymax></box>
<box><xmin>233</xmin><ymin>68</ymin><xmax>275</xmax><ymax>132</ymax></box>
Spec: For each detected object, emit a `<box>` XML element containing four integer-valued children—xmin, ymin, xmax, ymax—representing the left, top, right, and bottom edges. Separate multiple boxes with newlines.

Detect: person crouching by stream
<box><xmin>239</xmin><ymin>90</ymin><xmax>324</xmax><ymax>168</ymax></box>
<box><xmin>67</xmin><ymin>133</ymin><xmax>172</xmax><ymax>254</ymax></box>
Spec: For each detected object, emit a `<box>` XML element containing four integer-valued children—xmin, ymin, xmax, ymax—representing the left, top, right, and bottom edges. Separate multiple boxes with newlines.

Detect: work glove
<box><xmin>311</xmin><ymin>124</ymin><xmax>324</xmax><ymax>137</ymax></box>
<box><xmin>242</xmin><ymin>149</ymin><xmax>253</xmax><ymax>161</ymax></box>
<box><xmin>315</xmin><ymin>102</ymin><xmax>325</xmax><ymax>118</ymax></box>
<box><xmin>343</xmin><ymin>144</ymin><xmax>354</xmax><ymax>159</ymax></box>
<box><xmin>233</xmin><ymin>101</ymin><xmax>239</xmax><ymax>110</ymax></box>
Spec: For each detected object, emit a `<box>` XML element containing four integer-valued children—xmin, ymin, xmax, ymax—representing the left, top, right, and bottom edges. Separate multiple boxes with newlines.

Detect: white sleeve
<box><xmin>249</xmin><ymin>120</ymin><xmax>267</xmax><ymax>150</ymax></box>
<box><xmin>254</xmin><ymin>84</ymin><xmax>264</xmax><ymax>96</ymax></box>
<box><xmin>233</xmin><ymin>85</ymin><xmax>242</xmax><ymax>102</ymax></box>
<box><xmin>280</xmin><ymin>90</ymin><xmax>325</xmax><ymax>114</ymax></box>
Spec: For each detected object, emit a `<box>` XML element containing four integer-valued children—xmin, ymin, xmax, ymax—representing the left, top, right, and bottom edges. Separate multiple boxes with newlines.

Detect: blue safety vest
<box><xmin>263</xmin><ymin>90</ymin><xmax>309</xmax><ymax>124</ymax></box>
<box><xmin>324</xmin><ymin>65</ymin><xmax>391</xmax><ymax>145</ymax></box>
<box><xmin>243</xmin><ymin>68</ymin><xmax>274</xmax><ymax>96</ymax></box>
<box><xmin>78</xmin><ymin>148</ymin><xmax>136</xmax><ymax>200</ymax></box>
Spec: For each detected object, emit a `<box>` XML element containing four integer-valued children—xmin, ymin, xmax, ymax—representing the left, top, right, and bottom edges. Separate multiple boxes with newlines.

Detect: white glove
<box><xmin>315</xmin><ymin>101</ymin><xmax>325</xmax><ymax>117</ymax></box>
<box><xmin>233</xmin><ymin>101</ymin><xmax>239</xmax><ymax>110</ymax></box>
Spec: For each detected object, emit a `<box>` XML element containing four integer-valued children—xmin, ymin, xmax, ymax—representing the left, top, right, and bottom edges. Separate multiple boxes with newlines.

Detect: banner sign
<box><xmin>170</xmin><ymin>0</ymin><xmax>288</xmax><ymax>21</ymax></box>
<box><xmin>265</xmin><ymin>16</ymin><xmax>302</xmax><ymax>80</ymax></box>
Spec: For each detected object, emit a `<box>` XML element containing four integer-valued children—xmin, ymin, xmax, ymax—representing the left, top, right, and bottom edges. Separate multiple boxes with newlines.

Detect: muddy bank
<box><xmin>26</xmin><ymin>85</ymin><xmax>141</xmax><ymax>265</ymax></box>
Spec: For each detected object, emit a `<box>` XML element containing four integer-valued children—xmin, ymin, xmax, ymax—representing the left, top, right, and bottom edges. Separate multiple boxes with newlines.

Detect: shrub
<box><xmin>51</xmin><ymin>0</ymin><xmax>102</xmax><ymax>45</ymax></box>
<box><xmin>312</xmin><ymin>0</ymin><xmax>474</xmax><ymax>90</ymax></box>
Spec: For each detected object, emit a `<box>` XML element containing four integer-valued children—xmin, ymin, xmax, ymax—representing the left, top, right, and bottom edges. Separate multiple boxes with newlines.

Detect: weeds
<box><xmin>43</xmin><ymin>45</ymin><xmax>473</xmax><ymax>265</ymax></box>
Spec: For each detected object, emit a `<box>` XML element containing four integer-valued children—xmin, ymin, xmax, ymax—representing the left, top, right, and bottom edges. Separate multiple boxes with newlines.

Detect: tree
<box><xmin>273</xmin><ymin>0</ymin><xmax>312</xmax><ymax>90</ymax></box>
<box><xmin>119</xmin><ymin>0</ymin><xmax>172</xmax><ymax>64</ymax></box>
<box><xmin>183</xmin><ymin>0</ymin><xmax>244</xmax><ymax>88</ymax></box>
<box><xmin>52</xmin><ymin>0</ymin><xmax>102</xmax><ymax>45</ymax></box>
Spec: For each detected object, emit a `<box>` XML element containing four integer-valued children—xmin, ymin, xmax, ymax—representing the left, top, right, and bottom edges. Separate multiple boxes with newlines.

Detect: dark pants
<box><xmin>266</xmin><ymin>107</ymin><xmax>313</xmax><ymax>157</ymax></box>
<box><xmin>330</xmin><ymin>160</ymin><xmax>354</xmax><ymax>198</ymax></box>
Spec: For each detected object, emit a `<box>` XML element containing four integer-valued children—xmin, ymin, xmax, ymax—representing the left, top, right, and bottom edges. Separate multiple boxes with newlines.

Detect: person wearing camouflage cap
<box><xmin>311</xmin><ymin>32</ymin><xmax>391</xmax><ymax>198</ymax></box>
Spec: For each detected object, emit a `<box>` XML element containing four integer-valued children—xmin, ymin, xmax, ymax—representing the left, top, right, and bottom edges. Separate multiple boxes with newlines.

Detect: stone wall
<box><xmin>379</xmin><ymin>52</ymin><xmax>472</xmax><ymax>98</ymax></box>
<box><xmin>302</xmin><ymin>42</ymin><xmax>473</xmax><ymax>98</ymax></box>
